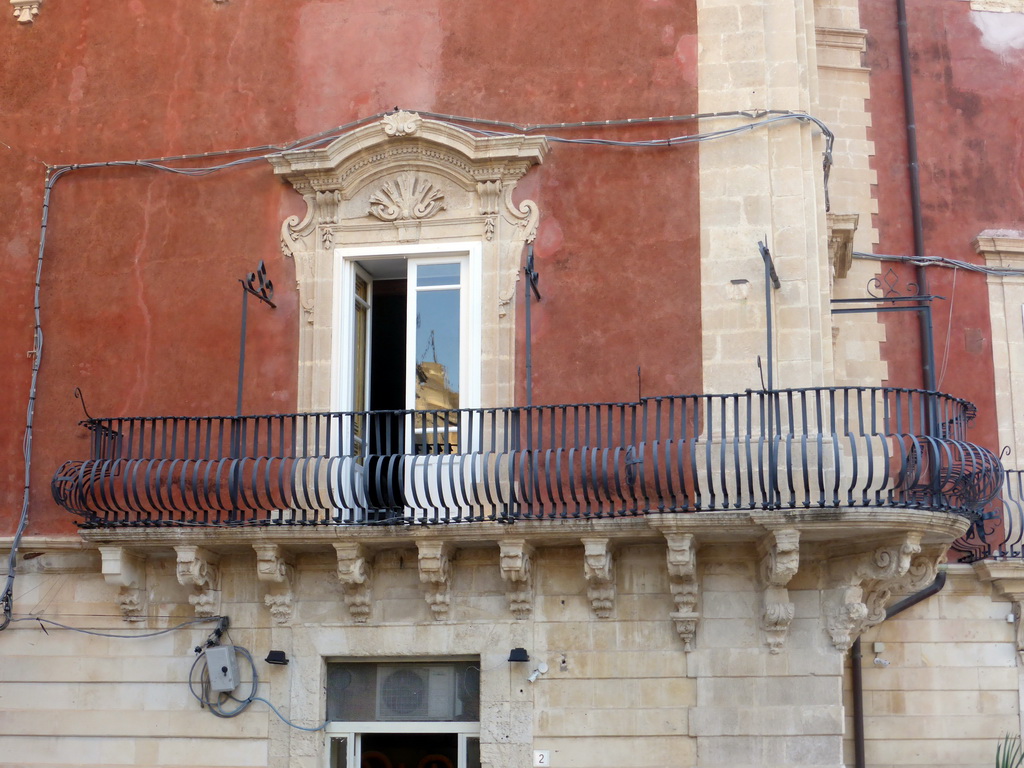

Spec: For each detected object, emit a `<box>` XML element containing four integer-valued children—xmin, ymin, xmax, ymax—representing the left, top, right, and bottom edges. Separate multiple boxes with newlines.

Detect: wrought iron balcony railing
<box><xmin>51</xmin><ymin>387</ymin><xmax>1004</xmax><ymax>528</ymax></box>
<box><xmin>953</xmin><ymin>469</ymin><xmax>1024</xmax><ymax>562</ymax></box>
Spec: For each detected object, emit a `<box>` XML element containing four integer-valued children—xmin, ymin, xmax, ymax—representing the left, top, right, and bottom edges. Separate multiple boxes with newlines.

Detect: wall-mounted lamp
<box><xmin>508</xmin><ymin>647</ymin><xmax>530</xmax><ymax>663</ymax></box>
<box><xmin>527</xmin><ymin>662</ymin><xmax>549</xmax><ymax>683</ymax></box>
<box><xmin>265</xmin><ymin>650</ymin><xmax>289</xmax><ymax>665</ymax></box>
<box><xmin>871</xmin><ymin>642</ymin><xmax>889</xmax><ymax>668</ymax></box>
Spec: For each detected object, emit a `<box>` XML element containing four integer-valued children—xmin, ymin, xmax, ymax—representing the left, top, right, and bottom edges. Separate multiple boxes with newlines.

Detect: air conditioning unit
<box><xmin>376</xmin><ymin>664</ymin><xmax>457</xmax><ymax>721</ymax></box>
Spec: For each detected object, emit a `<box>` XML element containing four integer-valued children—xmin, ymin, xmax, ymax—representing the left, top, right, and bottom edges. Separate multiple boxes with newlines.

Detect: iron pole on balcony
<box><xmin>759</xmin><ymin>241</ymin><xmax>781</xmax><ymax>508</ymax></box>
<box><xmin>232</xmin><ymin>261</ymin><xmax>276</xmax><ymax>518</ymax></box>
<box><xmin>524</xmin><ymin>245</ymin><xmax>541</xmax><ymax>407</ymax></box>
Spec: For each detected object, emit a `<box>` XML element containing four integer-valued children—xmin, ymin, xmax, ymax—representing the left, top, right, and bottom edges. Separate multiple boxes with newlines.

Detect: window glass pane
<box><xmin>330</xmin><ymin>737</ymin><xmax>348</xmax><ymax>768</ymax></box>
<box><xmin>327</xmin><ymin>662</ymin><xmax>480</xmax><ymax>722</ymax></box>
<box><xmin>415</xmin><ymin>289</ymin><xmax>460</xmax><ymax>412</ymax></box>
<box><xmin>465</xmin><ymin>737</ymin><xmax>481</xmax><ymax>768</ymax></box>
<box><xmin>417</xmin><ymin>263</ymin><xmax>460</xmax><ymax>287</ymax></box>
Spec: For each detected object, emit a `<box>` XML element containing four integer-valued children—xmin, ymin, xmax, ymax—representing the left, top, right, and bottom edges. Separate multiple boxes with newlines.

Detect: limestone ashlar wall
<box><xmin>845</xmin><ymin>565</ymin><xmax>1019</xmax><ymax>768</ymax></box>
<box><xmin>0</xmin><ymin>552</ymin><xmax>272</xmax><ymax>768</ymax></box>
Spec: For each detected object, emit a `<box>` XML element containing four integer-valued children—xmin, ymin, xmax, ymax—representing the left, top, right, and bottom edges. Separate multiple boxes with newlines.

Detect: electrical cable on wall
<box><xmin>1</xmin><ymin>106</ymin><xmax>836</xmax><ymax>630</ymax></box>
<box><xmin>189</xmin><ymin>640</ymin><xmax>327</xmax><ymax>731</ymax></box>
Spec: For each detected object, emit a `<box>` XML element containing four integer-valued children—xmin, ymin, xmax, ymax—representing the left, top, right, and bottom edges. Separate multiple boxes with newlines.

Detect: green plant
<box><xmin>997</xmin><ymin>735</ymin><xmax>1024</xmax><ymax>768</ymax></box>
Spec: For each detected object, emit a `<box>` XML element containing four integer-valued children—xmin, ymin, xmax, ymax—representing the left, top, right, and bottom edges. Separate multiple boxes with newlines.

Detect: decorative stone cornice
<box><xmin>98</xmin><ymin>546</ymin><xmax>146</xmax><ymax>622</ymax></box>
<box><xmin>10</xmin><ymin>0</ymin><xmax>42</xmax><ymax>24</ymax></box>
<box><xmin>335</xmin><ymin>542</ymin><xmax>373</xmax><ymax>623</ymax></box>
<box><xmin>175</xmin><ymin>545</ymin><xmax>221</xmax><ymax>618</ymax></box>
<box><xmin>825</xmin><ymin>533</ymin><xmax>928</xmax><ymax>651</ymax></box>
<box><xmin>253</xmin><ymin>544</ymin><xmax>294</xmax><ymax>625</ymax></box>
<box><xmin>498</xmin><ymin>539</ymin><xmax>534</xmax><ymax>620</ymax></box>
<box><xmin>665</xmin><ymin>533</ymin><xmax>699</xmax><ymax>651</ymax></box>
<box><xmin>975</xmin><ymin>560</ymin><xmax>1024</xmax><ymax>656</ymax></box>
<box><xmin>758</xmin><ymin>529</ymin><xmax>800</xmax><ymax>653</ymax></box>
<box><xmin>581</xmin><ymin>538</ymin><xmax>615</xmax><ymax>619</ymax></box>
<box><xmin>418</xmin><ymin>540</ymin><xmax>453</xmax><ymax>621</ymax></box>
<box><xmin>974</xmin><ymin>230</ymin><xmax>1024</xmax><ymax>273</ymax></box>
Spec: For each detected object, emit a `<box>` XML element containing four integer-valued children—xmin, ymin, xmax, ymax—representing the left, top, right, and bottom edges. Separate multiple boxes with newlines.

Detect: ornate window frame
<box><xmin>268</xmin><ymin>113</ymin><xmax>548</xmax><ymax>412</ymax></box>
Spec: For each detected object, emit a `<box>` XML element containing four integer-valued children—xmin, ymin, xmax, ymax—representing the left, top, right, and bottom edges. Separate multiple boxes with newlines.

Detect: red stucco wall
<box><xmin>862</xmin><ymin>0</ymin><xmax>1024</xmax><ymax>455</ymax></box>
<box><xmin>0</xmin><ymin>1</ymin><xmax>700</xmax><ymax>534</ymax></box>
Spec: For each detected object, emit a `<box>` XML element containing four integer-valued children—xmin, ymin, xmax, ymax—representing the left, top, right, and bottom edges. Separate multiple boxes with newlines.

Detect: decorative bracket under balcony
<box><xmin>499</xmin><ymin>539</ymin><xmax>534</xmax><ymax>620</ymax></box>
<box><xmin>10</xmin><ymin>0</ymin><xmax>42</xmax><ymax>23</ymax></box>
<box><xmin>758</xmin><ymin>529</ymin><xmax>800</xmax><ymax>654</ymax></box>
<box><xmin>825</xmin><ymin>532</ymin><xmax>945</xmax><ymax>651</ymax></box>
<box><xmin>253</xmin><ymin>544</ymin><xmax>294</xmax><ymax>626</ymax></box>
<box><xmin>175</xmin><ymin>545</ymin><xmax>221</xmax><ymax>618</ymax></box>
<box><xmin>98</xmin><ymin>546</ymin><xmax>146</xmax><ymax>622</ymax></box>
<box><xmin>418</xmin><ymin>541</ymin><xmax>452</xmax><ymax>621</ymax></box>
<box><xmin>582</xmin><ymin>538</ymin><xmax>615</xmax><ymax>619</ymax></box>
<box><xmin>335</xmin><ymin>542</ymin><xmax>373</xmax><ymax>623</ymax></box>
<box><xmin>665</xmin><ymin>533</ymin><xmax>700</xmax><ymax>651</ymax></box>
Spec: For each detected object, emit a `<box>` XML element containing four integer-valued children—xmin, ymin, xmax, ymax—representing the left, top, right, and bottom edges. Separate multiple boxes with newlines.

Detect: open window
<box><xmin>326</xmin><ymin>661</ymin><xmax>481</xmax><ymax>768</ymax></box>
<box><xmin>334</xmin><ymin>242</ymin><xmax>482</xmax><ymax>456</ymax></box>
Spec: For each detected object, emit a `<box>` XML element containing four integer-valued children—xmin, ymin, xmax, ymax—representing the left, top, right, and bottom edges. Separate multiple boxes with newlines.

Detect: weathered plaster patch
<box><xmin>972</xmin><ymin>10</ymin><xmax>1024</xmax><ymax>56</ymax></box>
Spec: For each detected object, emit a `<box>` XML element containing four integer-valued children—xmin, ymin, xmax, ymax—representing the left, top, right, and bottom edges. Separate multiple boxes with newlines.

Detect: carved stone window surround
<box><xmin>268</xmin><ymin>113</ymin><xmax>548</xmax><ymax>413</ymax></box>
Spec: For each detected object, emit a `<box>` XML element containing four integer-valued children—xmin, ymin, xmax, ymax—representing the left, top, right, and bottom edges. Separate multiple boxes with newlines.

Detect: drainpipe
<box><xmin>851</xmin><ymin>570</ymin><xmax>948</xmax><ymax>768</ymax></box>
<box><xmin>895</xmin><ymin>0</ymin><xmax>937</xmax><ymax>393</ymax></box>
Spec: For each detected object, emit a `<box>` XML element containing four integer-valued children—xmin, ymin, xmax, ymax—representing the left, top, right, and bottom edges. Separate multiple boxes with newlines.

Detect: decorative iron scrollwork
<box><xmin>866</xmin><ymin>267</ymin><xmax>920</xmax><ymax>300</ymax></box>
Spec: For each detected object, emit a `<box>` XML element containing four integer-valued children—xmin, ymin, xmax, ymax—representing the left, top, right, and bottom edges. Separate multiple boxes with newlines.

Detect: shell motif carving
<box><xmin>368</xmin><ymin>173</ymin><xmax>446</xmax><ymax>222</ymax></box>
<box><xmin>381</xmin><ymin>111</ymin><xmax>422</xmax><ymax>137</ymax></box>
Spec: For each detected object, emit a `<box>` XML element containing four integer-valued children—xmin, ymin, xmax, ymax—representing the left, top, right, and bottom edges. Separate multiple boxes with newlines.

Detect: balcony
<box><xmin>52</xmin><ymin>387</ymin><xmax>1003</xmax><ymax>528</ymax></box>
<box><xmin>953</xmin><ymin>469</ymin><xmax>1024</xmax><ymax>561</ymax></box>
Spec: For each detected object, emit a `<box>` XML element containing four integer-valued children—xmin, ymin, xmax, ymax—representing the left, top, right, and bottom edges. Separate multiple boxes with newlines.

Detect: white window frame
<box><xmin>324</xmin><ymin>722</ymin><xmax>482</xmax><ymax>768</ymax></box>
<box><xmin>332</xmin><ymin>241</ymin><xmax>483</xmax><ymax>420</ymax></box>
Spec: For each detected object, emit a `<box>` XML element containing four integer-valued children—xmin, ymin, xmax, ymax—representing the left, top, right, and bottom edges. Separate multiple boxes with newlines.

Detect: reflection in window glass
<box><xmin>415</xmin><ymin>289</ymin><xmax>460</xmax><ymax>411</ymax></box>
<box><xmin>417</xmin><ymin>263</ymin><xmax>460</xmax><ymax>287</ymax></box>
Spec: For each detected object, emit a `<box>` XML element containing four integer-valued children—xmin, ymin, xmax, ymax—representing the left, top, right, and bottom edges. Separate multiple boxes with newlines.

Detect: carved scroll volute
<box><xmin>581</xmin><ymin>538</ymin><xmax>615</xmax><ymax>619</ymax></box>
<box><xmin>825</xmin><ymin>532</ymin><xmax>923</xmax><ymax>651</ymax></box>
<box><xmin>418</xmin><ymin>541</ymin><xmax>453</xmax><ymax>621</ymax></box>
<box><xmin>335</xmin><ymin>542</ymin><xmax>373</xmax><ymax>623</ymax></box>
<box><xmin>758</xmin><ymin>529</ymin><xmax>800</xmax><ymax>654</ymax></box>
<box><xmin>253</xmin><ymin>544</ymin><xmax>294</xmax><ymax>626</ymax></box>
<box><xmin>499</xmin><ymin>539</ymin><xmax>534</xmax><ymax>620</ymax></box>
<box><xmin>665</xmin><ymin>533</ymin><xmax>699</xmax><ymax>651</ymax></box>
<box><xmin>175</xmin><ymin>545</ymin><xmax>222</xmax><ymax>619</ymax></box>
<box><xmin>98</xmin><ymin>546</ymin><xmax>147</xmax><ymax>622</ymax></box>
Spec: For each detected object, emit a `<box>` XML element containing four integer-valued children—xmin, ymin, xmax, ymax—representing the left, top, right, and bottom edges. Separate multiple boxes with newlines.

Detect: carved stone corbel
<box><xmin>827</xmin><ymin>213</ymin><xmax>859</xmax><ymax>280</ymax></box>
<box><xmin>418</xmin><ymin>541</ymin><xmax>453</xmax><ymax>621</ymax></box>
<box><xmin>11</xmin><ymin>0</ymin><xmax>42</xmax><ymax>24</ymax></box>
<box><xmin>253</xmin><ymin>544</ymin><xmax>294</xmax><ymax>625</ymax></box>
<box><xmin>98</xmin><ymin>546</ymin><xmax>146</xmax><ymax>622</ymax></box>
<box><xmin>758</xmin><ymin>529</ymin><xmax>800</xmax><ymax>654</ymax></box>
<box><xmin>499</xmin><ymin>539</ymin><xmax>534</xmax><ymax>620</ymax></box>
<box><xmin>665</xmin><ymin>533</ymin><xmax>699</xmax><ymax>651</ymax></box>
<box><xmin>175</xmin><ymin>546</ymin><xmax>221</xmax><ymax>619</ymax></box>
<box><xmin>825</xmin><ymin>532</ymin><xmax>922</xmax><ymax>651</ymax></box>
<box><xmin>335</xmin><ymin>542</ymin><xmax>373</xmax><ymax>623</ymax></box>
<box><xmin>581</xmin><ymin>538</ymin><xmax>615</xmax><ymax>619</ymax></box>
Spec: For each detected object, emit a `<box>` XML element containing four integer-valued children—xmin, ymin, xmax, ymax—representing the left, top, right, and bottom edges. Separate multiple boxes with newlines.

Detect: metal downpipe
<box><xmin>850</xmin><ymin>570</ymin><xmax>948</xmax><ymax>768</ymax></box>
<box><xmin>896</xmin><ymin>0</ymin><xmax>937</xmax><ymax>392</ymax></box>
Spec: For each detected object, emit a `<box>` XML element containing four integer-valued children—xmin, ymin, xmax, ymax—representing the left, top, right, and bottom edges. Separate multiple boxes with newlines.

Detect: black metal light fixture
<box><xmin>265</xmin><ymin>650</ymin><xmax>289</xmax><ymax>665</ymax></box>
<box><xmin>508</xmin><ymin>647</ymin><xmax>529</xmax><ymax>663</ymax></box>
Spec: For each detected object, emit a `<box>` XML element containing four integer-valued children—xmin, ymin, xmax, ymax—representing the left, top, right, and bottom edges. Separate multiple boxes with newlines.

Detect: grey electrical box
<box><xmin>205</xmin><ymin>646</ymin><xmax>240</xmax><ymax>693</ymax></box>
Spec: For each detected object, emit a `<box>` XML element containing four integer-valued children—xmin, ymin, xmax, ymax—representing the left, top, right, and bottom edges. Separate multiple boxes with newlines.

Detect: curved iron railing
<box><xmin>51</xmin><ymin>387</ymin><xmax>1003</xmax><ymax>527</ymax></box>
<box><xmin>953</xmin><ymin>469</ymin><xmax>1024</xmax><ymax>562</ymax></box>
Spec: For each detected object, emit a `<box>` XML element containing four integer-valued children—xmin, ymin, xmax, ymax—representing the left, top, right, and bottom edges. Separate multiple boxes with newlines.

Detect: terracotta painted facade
<box><xmin>0</xmin><ymin>1</ymin><xmax>701</xmax><ymax>536</ymax></box>
<box><xmin>861</xmin><ymin>0</ymin><xmax>1024</xmax><ymax>456</ymax></box>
